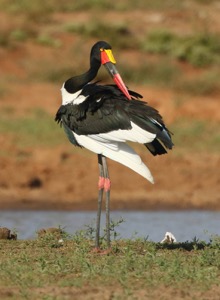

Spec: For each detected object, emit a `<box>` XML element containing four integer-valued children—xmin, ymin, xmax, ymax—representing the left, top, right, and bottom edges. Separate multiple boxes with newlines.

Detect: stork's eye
<box><xmin>100</xmin><ymin>48</ymin><xmax>104</xmax><ymax>52</ymax></box>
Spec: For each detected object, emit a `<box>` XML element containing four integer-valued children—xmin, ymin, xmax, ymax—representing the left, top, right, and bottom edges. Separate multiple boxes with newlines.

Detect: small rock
<box><xmin>0</xmin><ymin>227</ymin><xmax>17</xmax><ymax>240</ymax></box>
<box><xmin>28</xmin><ymin>177</ymin><xmax>43</xmax><ymax>189</ymax></box>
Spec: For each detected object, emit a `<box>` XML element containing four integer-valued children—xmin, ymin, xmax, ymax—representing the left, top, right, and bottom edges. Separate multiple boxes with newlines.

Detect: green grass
<box><xmin>0</xmin><ymin>109</ymin><xmax>66</xmax><ymax>147</ymax></box>
<box><xmin>172</xmin><ymin>119</ymin><xmax>220</xmax><ymax>153</ymax></box>
<box><xmin>142</xmin><ymin>30</ymin><xmax>220</xmax><ymax>67</ymax></box>
<box><xmin>0</xmin><ymin>27</ymin><xmax>37</xmax><ymax>47</ymax></box>
<box><xmin>0</xmin><ymin>0</ymin><xmax>185</xmax><ymax>14</ymax></box>
<box><xmin>30</xmin><ymin>64</ymin><xmax>76</xmax><ymax>84</ymax></box>
<box><xmin>36</xmin><ymin>34</ymin><xmax>62</xmax><ymax>48</ymax></box>
<box><xmin>64</xmin><ymin>22</ymin><xmax>220</xmax><ymax>68</ymax></box>
<box><xmin>120</xmin><ymin>59</ymin><xmax>181</xmax><ymax>87</ymax></box>
<box><xmin>174</xmin><ymin>69</ymin><xmax>220</xmax><ymax>96</ymax></box>
<box><xmin>0</xmin><ymin>235</ymin><xmax>219</xmax><ymax>299</ymax></box>
<box><xmin>120</xmin><ymin>60</ymin><xmax>219</xmax><ymax>96</ymax></box>
<box><xmin>65</xmin><ymin>21</ymin><xmax>136</xmax><ymax>50</ymax></box>
<box><xmin>32</xmin><ymin>55</ymin><xmax>220</xmax><ymax>96</ymax></box>
<box><xmin>0</xmin><ymin>82</ymin><xmax>8</xmax><ymax>97</ymax></box>
<box><xmin>0</xmin><ymin>0</ymin><xmax>219</xmax><ymax>96</ymax></box>
<box><xmin>9</xmin><ymin>29</ymin><xmax>29</xmax><ymax>42</ymax></box>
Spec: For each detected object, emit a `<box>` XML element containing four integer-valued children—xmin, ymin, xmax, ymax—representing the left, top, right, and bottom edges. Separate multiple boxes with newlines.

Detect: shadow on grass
<box><xmin>156</xmin><ymin>241</ymin><xmax>208</xmax><ymax>251</ymax></box>
<box><xmin>156</xmin><ymin>234</ymin><xmax>220</xmax><ymax>251</ymax></box>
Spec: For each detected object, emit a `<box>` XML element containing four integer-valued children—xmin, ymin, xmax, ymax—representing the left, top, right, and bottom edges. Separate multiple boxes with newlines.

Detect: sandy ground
<box><xmin>1</xmin><ymin>285</ymin><xmax>220</xmax><ymax>300</ymax></box>
<box><xmin>0</xmin><ymin>84</ymin><xmax>219</xmax><ymax>211</ymax></box>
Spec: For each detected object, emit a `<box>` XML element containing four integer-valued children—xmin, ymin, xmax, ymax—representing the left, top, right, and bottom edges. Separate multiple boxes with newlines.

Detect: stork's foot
<box><xmin>91</xmin><ymin>247</ymin><xmax>112</xmax><ymax>255</ymax></box>
<box><xmin>91</xmin><ymin>247</ymin><xmax>101</xmax><ymax>253</ymax></box>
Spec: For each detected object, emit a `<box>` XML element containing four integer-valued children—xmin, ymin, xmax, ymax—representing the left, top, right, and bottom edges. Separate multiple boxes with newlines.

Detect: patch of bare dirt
<box><xmin>1</xmin><ymin>284</ymin><xmax>219</xmax><ymax>300</ymax></box>
<box><xmin>0</xmin><ymin>141</ymin><xmax>219</xmax><ymax>210</ymax></box>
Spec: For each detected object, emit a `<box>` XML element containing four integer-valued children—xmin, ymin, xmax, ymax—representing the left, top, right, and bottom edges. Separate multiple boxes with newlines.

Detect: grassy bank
<box><xmin>0</xmin><ymin>235</ymin><xmax>219</xmax><ymax>299</ymax></box>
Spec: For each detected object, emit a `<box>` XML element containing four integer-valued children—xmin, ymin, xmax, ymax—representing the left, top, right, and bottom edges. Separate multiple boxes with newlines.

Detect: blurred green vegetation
<box><xmin>172</xmin><ymin>119</ymin><xmax>220</xmax><ymax>153</ymax></box>
<box><xmin>0</xmin><ymin>0</ymin><xmax>187</xmax><ymax>13</ymax></box>
<box><xmin>30</xmin><ymin>58</ymin><xmax>220</xmax><ymax>97</ymax></box>
<box><xmin>142</xmin><ymin>30</ymin><xmax>220</xmax><ymax>67</ymax></box>
<box><xmin>1</xmin><ymin>0</ymin><xmax>220</xmax><ymax>70</ymax></box>
<box><xmin>1</xmin><ymin>0</ymin><xmax>216</xmax><ymax>13</ymax></box>
<box><xmin>0</xmin><ymin>109</ymin><xmax>66</xmax><ymax>147</ymax></box>
<box><xmin>119</xmin><ymin>60</ymin><xmax>181</xmax><ymax>87</ymax></box>
<box><xmin>64</xmin><ymin>21</ymin><xmax>220</xmax><ymax>68</ymax></box>
<box><xmin>175</xmin><ymin>69</ymin><xmax>220</xmax><ymax>96</ymax></box>
<box><xmin>65</xmin><ymin>22</ymin><xmax>136</xmax><ymax>50</ymax></box>
<box><xmin>0</xmin><ymin>108</ymin><xmax>218</xmax><ymax>153</ymax></box>
<box><xmin>36</xmin><ymin>34</ymin><xmax>62</xmax><ymax>48</ymax></box>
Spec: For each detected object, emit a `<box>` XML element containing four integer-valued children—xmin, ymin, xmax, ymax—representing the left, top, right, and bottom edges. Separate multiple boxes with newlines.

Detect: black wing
<box><xmin>55</xmin><ymin>84</ymin><xmax>133</xmax><ymax>135</ymax></box>
<box><xmin>127</xmin><ymin>99</ymin><xmax>173</xmax><ymax>154</ymax></box>
<box><xmin>55</xmin><ymin>83</ymin><xmax>173</xmax><ymax>155</ymax></box>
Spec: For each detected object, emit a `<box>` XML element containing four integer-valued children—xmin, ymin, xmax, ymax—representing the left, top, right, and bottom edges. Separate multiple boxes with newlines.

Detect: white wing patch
<box><xmin>73</xmin><ymin>131</ymin><xmax>154</xmax><ymax>183</ymax></box>
<box><xmin>88</xmin><ymin>122</ymin><xmax>156</xmax><ymax>144</ymax></box>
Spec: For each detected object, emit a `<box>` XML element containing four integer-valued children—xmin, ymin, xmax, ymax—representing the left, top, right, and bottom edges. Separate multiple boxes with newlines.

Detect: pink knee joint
<box><xmin>98</xmin><ymin>176</ymin><xmax>105</xmax><ymax>190</ymax></box>
<box><xmin>104</xmin><ymin>178</ymin><xmax>111</xmax><ymax>192</ymax></box>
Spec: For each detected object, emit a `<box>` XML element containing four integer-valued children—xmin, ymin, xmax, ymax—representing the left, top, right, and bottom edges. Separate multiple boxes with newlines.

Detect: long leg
<box><xmin>102</xmin><ymin>155</ymin><xmax>111</xmax><ymax>248</ymax></box>
<box><xmin>96</xmin><ymin>154</ymin><xmax>104</xmax><ymax>249</ymax></box>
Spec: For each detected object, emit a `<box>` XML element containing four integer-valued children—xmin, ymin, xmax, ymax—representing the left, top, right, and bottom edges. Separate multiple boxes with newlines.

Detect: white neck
<box><xmin>61</xmin><ymin>84</ymin><xmax>89</xmax><ymax>105</ymax></box>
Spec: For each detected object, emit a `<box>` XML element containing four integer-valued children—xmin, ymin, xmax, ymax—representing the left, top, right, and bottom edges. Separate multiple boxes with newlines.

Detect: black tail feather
<box><xmin>145</xmin><ymin>139</ymin><xmax>168</xmax><ymax>156</ymax></box>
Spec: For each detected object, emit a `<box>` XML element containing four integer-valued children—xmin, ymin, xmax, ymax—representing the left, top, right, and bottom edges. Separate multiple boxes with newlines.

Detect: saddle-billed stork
<box><xmin>55</xmin><ymin>41</ymin><xmax>173</xmax><ymax>250</ymax></box>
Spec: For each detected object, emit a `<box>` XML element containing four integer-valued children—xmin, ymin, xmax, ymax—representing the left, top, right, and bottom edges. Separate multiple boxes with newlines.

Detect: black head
<box><xmin>91</xmin><ymin>41</ymin><xmax>112</xmax><ymax>52</ymax></box>
<box><xmin>64</xmin><ymin>41</ymin><xmax>131</xmax><ymax>99</ymax></box>
<box><xmin>90</xmin><ymin>41</ymin><xmax>112</xmax><ymax>64</ymax></box>
<box><xmin>90</xmin><ymin>41</ymin><xmax>131</xmax><ymax>99</ymax></box>
<box><xmin>63</xmin><ymin>41</ymin><xmax>113</xmax><ymax>94</ymax></box>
